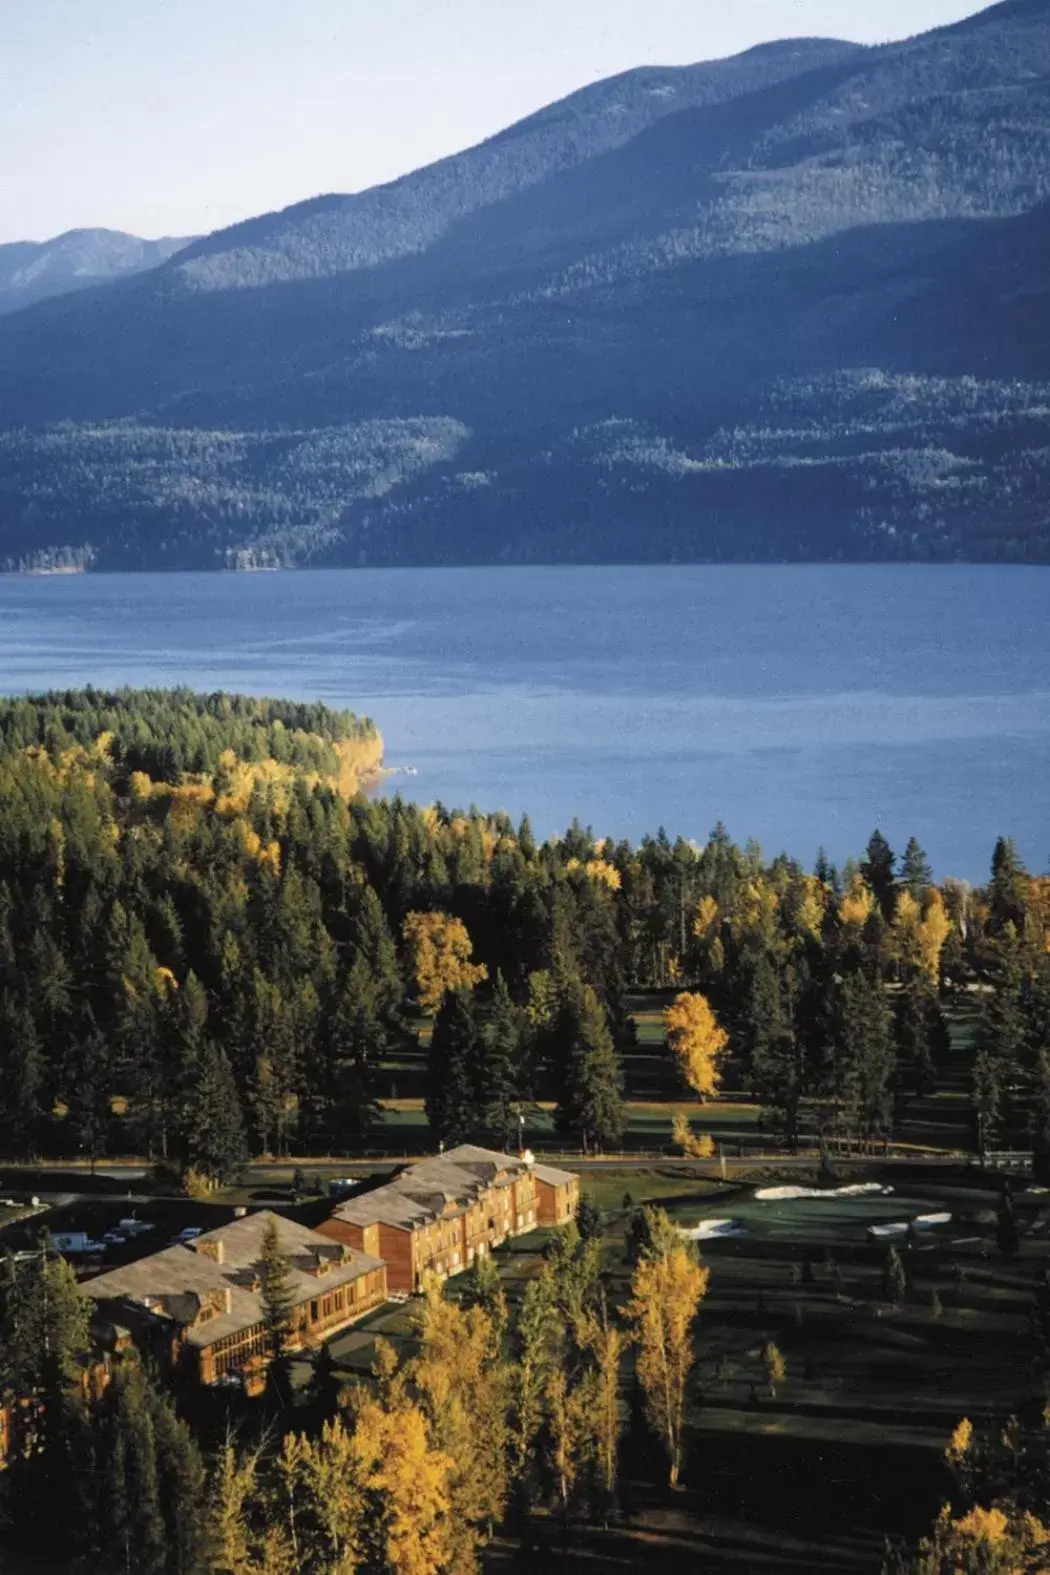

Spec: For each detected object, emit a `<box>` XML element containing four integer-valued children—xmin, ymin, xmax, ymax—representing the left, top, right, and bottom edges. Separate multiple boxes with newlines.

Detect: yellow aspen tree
<box><xmin>894</xmin><ymin>889</ymin><xmax>953</xmax><ymax>980</ymax></box>
<box><xmin>915</xmin><ymin>1503</ymin><xmax>1050</xmax><ymax>1572</ymax></box>
<box><xmin>208</xmin><ymin>1443</ymin><xmax>296</xmax><ymax>1575</ymax></box>
<box><xmin>917</xmin><ymin>889</ymin><xmax>952</xmax><ymax>980</ymax></box>
<box><xmin>691</xmin><ymin>896</ymin><xmax>725</xmax><ymax>975</ymax></box>
<box><xmin>626</xmin><ymin>1224</ymin><xmax>710</xmax><ymax>1489</ymax></box>
<box><xmin>403</xmin><ymin>911</ymin><xmax>488</xmax><ymax>1015</ymax></box>
<box><xmin>546</xmin><ymin>1365</ymin><xmax>592</xmax><ymax>1518</ymax></box>
<box><xmin>762</xmin><ymin>1341</ymin><xmax>787</xmax><ymax>1400</ymax></box>
<box><xmin>671</xmin><ymin>1112</ymin><xmax>716</xmax><ymax>1159</ymax></box>
<box><xmin>580</xmin><ymin>1304</ymin><xmax>626</xmax><ymax>1503</ymax></box>
<box><xmin>208</xmin><ymin>1443</ymin><xmax>259</xmax><ymax>1575</ymax></box>
<box><xmin>838</xmin><ymin>876</ymin><xmax>874</xmax><ymax>928</ymax></box>
<box><xmin>583</xmin><ymin>858</ymin><xmax>622</xmax><ymax>891</ymax></box>
<box><xmin>353</xmin><ymin>1398</ymin><xmax>457</xmax><ymax>1575</ymax></box>
<box><xmin>278</xmin><ymin>1420</ymin><xmax>365</xmax><ymax>1574</ymax></box>
<box><xmin>729</xmin><ymin>879</ymin><xmax>779</xmax><ymax>947</ymax></box>
<box><xmin>892</xmin><ymin>889</ymin><xmax>923</xmax><ymax>971</ymax></box>
<box><xmin>794</xmin><ymin>875</ymin><xmax>827</xmax><ymax>942</ymax></box>
<box><xmin>664</xmin><ymin>992</ymin><xmax>729</xmax><ymax>1102</ymax></box>
<box><xmin>411</xmin><ymin>1279</ymin><xmax>510</xmax><ymax>1549</ymax></box>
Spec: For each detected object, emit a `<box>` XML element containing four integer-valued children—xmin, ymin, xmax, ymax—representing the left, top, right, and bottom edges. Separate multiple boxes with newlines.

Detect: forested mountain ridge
<box><xmin>0</xmin><ymin>228</ymin><xmax>193</xmax><ymax>316</ymax></box>
<box><xmin>1</xmin><ymin>0</ymin><xmax>1049</xmax><ymax>570</ymax></box>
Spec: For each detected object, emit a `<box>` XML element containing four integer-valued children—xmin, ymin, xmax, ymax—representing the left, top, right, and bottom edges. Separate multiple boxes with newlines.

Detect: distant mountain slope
<box><xmin>0</xmin><ymin>1</ymin><xmax>1048</xmax><ymax>570</ymax></box>
<box><xmin>0</xmin><ymin>228</ymin><xmax>193</xmax><ymax>316</ymax></box>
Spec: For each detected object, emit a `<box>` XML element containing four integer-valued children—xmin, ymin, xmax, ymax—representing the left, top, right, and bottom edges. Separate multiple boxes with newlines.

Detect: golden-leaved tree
<box><xmin>838</xmin><ymin>875</ymin><xmax>875</xmax><ymax>928</ymax></box>
<box><xmin>671</xmin><ymin>1112</ymin><xmax>715</xmax><ymax>1160</ymax></box>
<box><xmin>403</xmin><ymin>911</ymin><xmax>487</xmax><ymax>1015</ymax></box>
<box><xmin>626</xmin><ymin>1209</ymin><xmax>710</xmax><ymax>1488</ymax></box>
<box><xmin>411</xmin><ymin>1277</ymin><xmax>510</xmax><ymax>1560</ymax></box>
<box><xmin>893</xmin><ymin>889</ymin><xmax>953</xmax><ymax>981</ymax></box>
<box><xmin>664</xmin><ymin>991</ymin><xmax>728</xmax><ymax>1102</ymax></box>
<box><xmin>912</xmin><ymin>1504</ymin><xmax>1050</xmax><ymax>1574</ymax></box>
<box><xmin>353</xmin><ymin>1398</ymin><xmax>458</xmax><ymax>1575</ymax></box>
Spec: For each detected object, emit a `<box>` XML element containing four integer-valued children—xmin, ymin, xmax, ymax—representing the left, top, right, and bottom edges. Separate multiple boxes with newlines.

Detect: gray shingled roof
<box><xmin>533</xmin><ymin>1162</ymin><xmax>578</xmax><ymax>1187</ymax></box>
<box><xmin>86</xmin><ymin>1210</ymin><xmax>384</xmax><ymax>1349</ymax></box>
<box><xmin>330</xmin><ymin>1145</ymin><xmax>539</xmax><ymax>1232</ymax></box>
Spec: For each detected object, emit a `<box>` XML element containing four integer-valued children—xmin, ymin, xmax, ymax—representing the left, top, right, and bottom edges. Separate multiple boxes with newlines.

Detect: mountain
<box><xmin>0</xmin><ymin>0</ymin><xmax>1048</xmax><ymax>571</ymax></box>
<box><xmin>0</xmin><ymin>228</ymin><xmax>194</xmax><ymax>317</ymax></box>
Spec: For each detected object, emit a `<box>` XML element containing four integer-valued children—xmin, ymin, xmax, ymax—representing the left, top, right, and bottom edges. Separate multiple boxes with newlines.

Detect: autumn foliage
<box><xmin>664</xmin><ymin>991</ymin><xmax>729</xmax><ymax>1101</ymax></box>
<box><xmin>626</xmin><ymin>1215</ymin><xmax>709</xmax><ymax>1488</ymax></box>
<box><xmin>403</xmin><ymin>911</ymin><xmax>488</xmax><ymax>1015</ymax></box>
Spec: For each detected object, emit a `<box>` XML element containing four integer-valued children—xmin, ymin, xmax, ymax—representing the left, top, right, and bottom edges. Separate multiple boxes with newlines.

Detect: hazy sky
<box><xmin>1</xmin><ymin>0</ymin><xmax>988</xmax><ymax>245</ymax></box>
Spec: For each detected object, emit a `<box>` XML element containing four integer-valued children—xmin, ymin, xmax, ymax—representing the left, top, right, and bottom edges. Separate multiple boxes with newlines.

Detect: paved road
<box><xmin>3</xmin><ymin>1150</ymin><xmax>972</xmax><ymax>1201</ymax></box>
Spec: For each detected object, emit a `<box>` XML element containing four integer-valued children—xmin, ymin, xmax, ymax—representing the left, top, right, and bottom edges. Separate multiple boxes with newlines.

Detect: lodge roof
<box><xmin>85</xmin><ymin>1211</ymin><xmax>384</xmax><ymax>1349</ymax></box>
<box><xmin>533</xmin><ymin>1162</ymin><xmax>578</xmax><ymax>1187</ymax></box>
<box><xmin>330</xmin><ymin>1145</ymin><xmax>538</xmax><ymax>1233</ymax></box>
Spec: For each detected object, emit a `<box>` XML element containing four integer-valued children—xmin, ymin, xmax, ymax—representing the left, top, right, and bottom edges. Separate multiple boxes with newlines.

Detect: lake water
<box><xmin>0</xmin><ymin>565</ymin><xmax>1046</xmax><ymax>882</ymax></box>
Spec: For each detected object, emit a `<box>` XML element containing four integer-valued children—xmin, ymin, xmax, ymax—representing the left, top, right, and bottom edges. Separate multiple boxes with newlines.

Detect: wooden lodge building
<box><xmin>533</xmin><ymin>1161</ymin><xmax>580</xmax><ymax>1225</ymax></box>
<box><xmin>318</xmin><ymin>1144</ymin><xmax>577</xmax><ymax>1293</ymax></box>
<box><xmin>1</xmin><ymin>1152</ymin><xmax>578</xmax><ymax>1467</ymax></box>
<box><xmin>84</xmin><ymin>1211</ymin><xmax>386</xmax><ymax>1389</ymax></box>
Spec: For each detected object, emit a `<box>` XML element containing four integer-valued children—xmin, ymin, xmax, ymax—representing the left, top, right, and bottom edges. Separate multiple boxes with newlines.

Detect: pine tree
<box><xmin>425</xmin><ymin>989</ymin><xmax>480</xmax><ymax>1146</ymax></box>
<box><xmin>65</xmin><ymin>1014</ymin><xmax>113</xmax><ymax>1170</ymax></box>
<box><xmin>509</xmin><ymin>1273</ymin><xmax>557</xmax><ymax>1493</ymax></box>
<box><xmin>989</xmin><ymin>837</ymin><xmax>1030</xmax><ymax>936</ymax></box>
<box><xmin>0</xmin><ymin>995</ymin><xmax>45</xmax><ymax>1159</ymax></box>
<box><xmin>479</xmin><ymin>973</ymin><xmax>522</xmax><ymax>1148</ymax></box>
<box><xmin>829</xmin><ymin>971</ymin><xmax>896</xmax><ymax>1152</ymax></box>
<box><xmin>517</xmin><ymin>815</ymin><xmax>537</xmax><ymax>861</ymax></box>
<box><xmin>0</xmin><ymin>1245</ymin><xmax>94</xmax><ymax>1552</ymax></box>
<box><xmin>894</xmin><ymin>979</ymin><xmax>945</xmax><ymax>1108</ymax></box>
<box><xmin>99</xmin><ymin>1353</ymin><xmax>166</xmax><ymax>1574</ymax></box>
<box><xmin>748</xmin><ymin>956</ymin><xmax>808</xmax><ymax>1152</ymax></box>
<box><xmin>861</xmin><ymin>830</ymin><xmax>897</xmax><ymax>922</ymax></box>
<box><xmin>183</xmin><ymin>1040</ymin><xmax>249</xmax><ymax>1187</ymax></box>
<box><xmin>259</xmin><ymin>1217</ymin><xmax>296</xmax><ymax>1396</ymax></box>
<box><xmin>976</xmin><ymin>932</ymin><xmax>1027</xmax><ymax>1149</ymax></box>
<box><xmin>553</xmin><ymin>983</ymin><xmax>626</xmax><ymax>1153</ymax></box>
<box><xmin>900</xmin><ymin>838</ymin><xmax>934</xmax><ymax>899</ymax></box>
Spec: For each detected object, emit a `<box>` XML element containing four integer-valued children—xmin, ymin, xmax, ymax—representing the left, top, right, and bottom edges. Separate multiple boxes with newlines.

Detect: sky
<box><xmin>0</xmin><ymin>0</ymin><xmax>989</xmax><ymax>245</ymax></box>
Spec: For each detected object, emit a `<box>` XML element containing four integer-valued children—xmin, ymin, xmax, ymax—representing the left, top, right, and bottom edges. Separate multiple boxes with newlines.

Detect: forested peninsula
<box><xmin>0</xmin><ymin>686</ymin><xmax>1044</xmax><ymax>1174</ymax></box>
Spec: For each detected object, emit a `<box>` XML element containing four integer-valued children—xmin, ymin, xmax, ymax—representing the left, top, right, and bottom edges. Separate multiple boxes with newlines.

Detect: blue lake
<box><xmin>0</xmin><ymin>564</ymin><xmax>1046</xmax><ymax>882</ymax></box>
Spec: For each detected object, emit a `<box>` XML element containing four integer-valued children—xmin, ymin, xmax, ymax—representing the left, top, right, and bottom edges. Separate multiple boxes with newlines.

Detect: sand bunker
<box><xmin>754</xmin><ymin>1183</ymin><xmax>894</xmax><ymax>1202</ymax></box>
<box><xmin>681</xmin><ymin>1218</ymin><xmax>749</xmax><ymax>1240</ymax></box>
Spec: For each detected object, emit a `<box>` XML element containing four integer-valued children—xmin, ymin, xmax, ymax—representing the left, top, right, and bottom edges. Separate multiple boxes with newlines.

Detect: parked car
<box><xmin>169</xmin><ymin>1226</ymin><xmax>204</xmax><ymax>1245</ymax></box>
<box><xmin>117</xmin><ymin>1218</ymin><xmax>156</xmax><ymax>1237</ymax></box>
